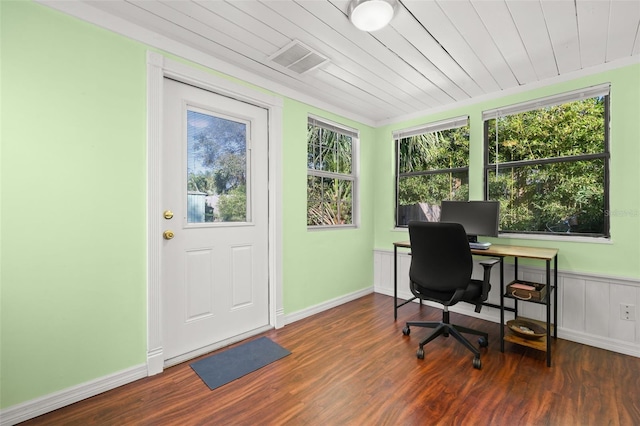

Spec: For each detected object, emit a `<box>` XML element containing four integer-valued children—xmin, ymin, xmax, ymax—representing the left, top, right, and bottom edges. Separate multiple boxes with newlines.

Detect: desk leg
<box><xmin>514</xmin><ymin>257</ymin><xmax>519</xmax><ymax>318</ymax></box>
<box><xmin>554</xmin><ymin>255</ymin><xmax>558</xmax><ymax>339</ymax></box>
<box><xmin>499</xmin><ymin>257</ymin><xmax>505</xmax><ymax>353</ymax></box>
<box><xmin>546</xmin><ymin>259</ymin><xmax>552</xmax><ymax>367</ymax></box>
<box><xmin>394</xmin><ymin>245</ymin><xmax>398</xmax><ymax>320</ymax></box>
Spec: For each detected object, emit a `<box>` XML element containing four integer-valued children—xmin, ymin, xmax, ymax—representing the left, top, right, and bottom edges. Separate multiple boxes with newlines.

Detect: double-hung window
<box><xmin>395</xmin><ymin>116</ymin><xmax>470</xmax><ymax>227</ymax></box>
<box><xmin>483</xmin><ymin>84</ymin><xmax>610</xmax><ymax>237</ymax></box>
<box><xmin>307</xmin><ymin>116</ymin><xmax>358</xmax><ymax>228</ymax></box>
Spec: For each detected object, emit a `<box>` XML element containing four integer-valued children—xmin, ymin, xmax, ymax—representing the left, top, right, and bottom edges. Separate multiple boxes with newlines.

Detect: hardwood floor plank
<box><xmin>19</xmin><ymin>293</ymin><xmax>640</xmax><ymax>425</ymax></box>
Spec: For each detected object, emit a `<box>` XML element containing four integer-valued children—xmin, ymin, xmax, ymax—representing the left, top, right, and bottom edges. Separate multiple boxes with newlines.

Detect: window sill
<box><xmin>308</xmin><ymin>225</ymin><xmax>358</xmax><ymax>231</ymax></box>
<box><xmin>499</xmin><ymin>233</ymin><xmax>612</xmax><ymax>245</ymax></box>
<box><xmin>392</xmin><ymin>228</ymin><xmax>611</xmax><ymax>244</ymax></box>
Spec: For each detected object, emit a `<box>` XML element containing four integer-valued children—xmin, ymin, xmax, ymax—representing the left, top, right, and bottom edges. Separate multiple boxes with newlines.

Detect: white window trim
<box><xmin>499</xmin><ymin>232</ymin><xmax>612</xmax><ymax>244</ymax></box>
<box><xmin>482</xmin><ymin>83</ymin><xmax>610</xmax><ymax>120</ymax></box>
<box><xmin>393</xmin><ymin>115</ymin><xmax>469</xmax><ymax>140</ymax></box>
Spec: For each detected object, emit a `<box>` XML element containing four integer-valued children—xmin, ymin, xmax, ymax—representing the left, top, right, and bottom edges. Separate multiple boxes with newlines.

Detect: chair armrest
<box><xmin>479</xmin><ymin>258</ymin><xmax>500</xmax><ymax>268</ymax></box>
<box><xmin>475</xmin><ymin>258</ymin><xmax>500</xmax><ymax>312</ymax></box>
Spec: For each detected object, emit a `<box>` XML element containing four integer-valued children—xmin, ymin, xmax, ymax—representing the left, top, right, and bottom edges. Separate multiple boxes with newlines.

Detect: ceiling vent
<box><xmin>268</xmin><ymin>40</ymin><xmax>329</xmax><ymax>74</ymax></box>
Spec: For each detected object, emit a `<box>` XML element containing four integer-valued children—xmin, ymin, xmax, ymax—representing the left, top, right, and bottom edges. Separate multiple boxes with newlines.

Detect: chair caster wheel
<box><xmin>473</xmin><ymin>357</ymin><xmax>482</xmax><ymax>369</ymax></box>
<box><xmin>478</xmin><ymin>337</ymin><xmax>488</xmax><ymax>348</ymax></box>
<box><xmin>402</xmin><ymin>326</ymin><xmax>410</xmax><ymax>336</ymax></box>
<box><xmin>417</xmin><ymin>347</ymin><xmax>425</xmax><ymax>359</ymax></box>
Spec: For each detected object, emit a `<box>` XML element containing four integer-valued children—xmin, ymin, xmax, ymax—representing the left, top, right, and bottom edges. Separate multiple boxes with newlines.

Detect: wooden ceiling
<box><xmin>39</xmin><ymin>0</ymin><xmax>640</xmax><ymax>125</ymax></box>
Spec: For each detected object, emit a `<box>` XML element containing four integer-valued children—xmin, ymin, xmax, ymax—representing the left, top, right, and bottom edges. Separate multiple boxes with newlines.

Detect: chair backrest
<box><xmin>408</xmin><ymin>221</ymin><xmax>473</xmax><ymax>293</ymax></box>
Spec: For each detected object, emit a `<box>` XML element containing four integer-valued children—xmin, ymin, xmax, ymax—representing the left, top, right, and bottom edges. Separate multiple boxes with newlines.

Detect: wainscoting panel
<box><xmin>562</xmin><ymin>277</ymin><xmax>586</xmax><ymax>331</ymax></box>
<box><xmin>374</xmin><ymin>248</ymin><xmax>640</xmax><ymax>358</ymax></box>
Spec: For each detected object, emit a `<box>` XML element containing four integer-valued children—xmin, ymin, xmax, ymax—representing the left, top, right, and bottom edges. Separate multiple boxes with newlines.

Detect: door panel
<box><xmin>231</xmin><ymin>245</ymin><xmax>254</xmax><ymax>308</ymax></box>
<box><xmin>162</xmin><ymin>78</ymin><xmax>269</xmax><ymax>362</ymax></box>
<box><xmin>185</xmin><ymin>249</ymin><xmax>214</xmax><ymax>321</ymax></box>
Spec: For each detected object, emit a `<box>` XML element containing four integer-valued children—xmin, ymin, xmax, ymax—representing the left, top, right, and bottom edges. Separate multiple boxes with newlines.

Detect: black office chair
<box><xmin>401</xmin><ymin>221</ymin><xmax>499</xmax><ymax>369</ymax></box>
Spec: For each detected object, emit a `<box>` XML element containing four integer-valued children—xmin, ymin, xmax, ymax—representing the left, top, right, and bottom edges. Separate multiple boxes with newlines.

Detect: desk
<box><xmin>393</xmin><ymin>241</ymin><xmax>559</xmax><ymax>366</ymax></box>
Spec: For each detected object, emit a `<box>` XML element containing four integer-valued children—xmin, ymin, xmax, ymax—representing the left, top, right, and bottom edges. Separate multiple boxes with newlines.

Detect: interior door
<box><xmin>162</xmin><ymin>78</ymin><xmax>269</xmax><ymax>363</ymax></box>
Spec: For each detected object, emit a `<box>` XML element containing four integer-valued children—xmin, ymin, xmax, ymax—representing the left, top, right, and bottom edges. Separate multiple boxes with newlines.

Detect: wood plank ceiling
<box><xmin>41</xmin><ymin>0</ymin><xmax>640</xmax><ymax>125</ymax></box>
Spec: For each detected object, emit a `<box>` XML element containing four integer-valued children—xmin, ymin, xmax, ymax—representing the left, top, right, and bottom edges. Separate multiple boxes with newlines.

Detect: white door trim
<box><xmin>146</xmin><ymin>51</ymin><xmax>284</xmax><ymax>375</ymax></box>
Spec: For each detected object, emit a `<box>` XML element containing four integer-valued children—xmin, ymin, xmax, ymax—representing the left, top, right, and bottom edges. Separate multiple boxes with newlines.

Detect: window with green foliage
<box><xmin>307</xmin><ymin>116</ymin><xmax>358</xmax><ymax>227</ymax></box>
<box><xmin>483</xmin><ymin>85</ymin><xmax>610</xmax><ymax>237</ymax></box>
<box><xmin>395</xmin><ymin>116</ymin><xmax>470</xmax><ymax>227</ymax></box>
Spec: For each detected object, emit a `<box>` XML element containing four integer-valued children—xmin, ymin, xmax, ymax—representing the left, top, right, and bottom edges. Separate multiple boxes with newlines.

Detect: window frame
<box><xmin>482</xmin><ymin>84</ymin><xmax>611</xmax><ymax>238</ymax></box>
<box><xmin>394</xmin><ymin>116</ymin><xmax>470</xmax><ymax>228</ymax></box>
<box><xmin>306</xmin><ymin>115</ymin><xmax>359</xmax><ymax>229</ymax></box>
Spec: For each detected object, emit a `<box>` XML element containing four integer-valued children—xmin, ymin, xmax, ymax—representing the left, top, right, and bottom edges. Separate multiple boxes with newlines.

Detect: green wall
<box><xmin>1</xmin><ymin>1</ymin><xmax>148</xmax><ymax>408</ymax></box>
<box><xmin>373</xmin><ymin>64</ymin><xmax>640</xmax><ymax>278</ymax></box>
<box><xmin>0</xmin><ymin>1</ymin><xmax>374</xmax><ymax>408</ymax></box>
<box><xmin>282</xmin><ymin>100</ymin><xmax>375</xmax><ymax>314</ymax></box>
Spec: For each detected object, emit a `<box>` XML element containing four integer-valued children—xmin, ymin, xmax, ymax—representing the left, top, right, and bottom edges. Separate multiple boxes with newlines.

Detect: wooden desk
<box><xmin>392</xmin><ymin>241</ymin><xmax>559</xmax><ymax>366</ymax></box>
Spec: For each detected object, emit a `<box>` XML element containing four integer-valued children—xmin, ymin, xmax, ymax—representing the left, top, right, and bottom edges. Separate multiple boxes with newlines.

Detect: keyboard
<box><xmin>469</xmin><ymin>242</ymin><xmax>492</xmax><ymax>250</ymax></box>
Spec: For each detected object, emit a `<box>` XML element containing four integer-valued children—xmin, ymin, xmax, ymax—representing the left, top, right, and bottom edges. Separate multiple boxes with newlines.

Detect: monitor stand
<box><xmin>468</xmin><ymin>235</ymin><xmax>491</xmax><ymax>250</ymax></box>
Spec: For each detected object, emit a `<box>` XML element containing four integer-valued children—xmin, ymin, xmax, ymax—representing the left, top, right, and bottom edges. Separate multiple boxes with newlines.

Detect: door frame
<box><xmin>146</xmin><ymin>51</ymin><xmax>284</xmax><ymax>375</ymax></box>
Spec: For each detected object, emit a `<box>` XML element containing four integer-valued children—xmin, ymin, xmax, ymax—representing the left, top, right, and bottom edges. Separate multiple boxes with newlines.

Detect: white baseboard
<box><xmin>0</xmin><ymin>364</ymin><xmax>147</xmax><ymax>426</ymax></box>
<box><xmin>558</xmin><ymin>329</ymin><xmax>640</xmax><ymax>358</ymax></box>
<box><xmin>275</xmin><ymin>307</ymin><xmax>286</xmax><ymax>329</ymax></box>
<box><xmin>283</xmin><ymin>286</ymin><xmax>374</xmax><ymax>325</ymax></box>
<box><xmin>147</xmin><ymin>347</ymin><xmax>164</xmax><ymax>376</ymax></box>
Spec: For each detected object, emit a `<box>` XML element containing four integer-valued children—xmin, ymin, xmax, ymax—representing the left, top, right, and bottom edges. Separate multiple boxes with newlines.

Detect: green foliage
<box><xmin>398</xmin><ymin>126</ymin><xmax>469</xmax><ymax>173</ymax></box>
<box><xmin>308</xmin><ymin>126</ymin><xmax>352</xmax><ymax>174</ymax></box>
<box><xmin>398</xmin><ymin>173</ymin><xmax>468</xmax><ymax>206</ymax></box>
<box><xmin>188</xmin><ymin>171</ymin><xmax>215</xmax><ymax>194</ymax></box>
<box><xmin>213</xmin><ymin>152</ymin><xmax>245</xmax><ymax>195</ymax></box>
<box><xmin>487</xmin><ymin>98</ymin><xmax>605</xmax><ymax>163</ymax></box>
<box><xmin>307</xmin><ymin>124</ymin><xmax>354</xmax><ymax>226</ymax></box>
<box><xmin>217</xmin><ymin>185</ymin><xmax>246</xmax><ymax>222</ymax></box>
<box><xmin>307</xmin><ymin>176</ymin><xmax>352</xmax><ymax>226</ymax></box>
<box><xmin>486</xmin><ymin>97</ymin><xmax>607</xmax><ymax>235</ymax></box>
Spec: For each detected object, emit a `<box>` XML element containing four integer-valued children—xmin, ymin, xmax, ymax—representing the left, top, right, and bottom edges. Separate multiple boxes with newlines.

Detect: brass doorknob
<box><xmin>163</xmin><ymin>230</ymin><xmax>175</xmax><ymax>240</ymax></box>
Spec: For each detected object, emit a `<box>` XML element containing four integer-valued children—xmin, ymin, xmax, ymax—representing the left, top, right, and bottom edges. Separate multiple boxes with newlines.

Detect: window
<box><xmin>307</xmin><ymin>116</ymin><xmax>358</xmax><ymax>227</ymax></box>
<box><xmin>187</xmin><ymin>108</ymin><xmax>248</xmax><ymax>223</ymax></box>
<box><xmin>395</xmin><ymin>116</ymin><xmax>470</xmax><ymax>227</ymax></box>
<box><xmin>483</xmin><ymin>84</ymin><xmax>610</xmax><ymax>237</ymax></box>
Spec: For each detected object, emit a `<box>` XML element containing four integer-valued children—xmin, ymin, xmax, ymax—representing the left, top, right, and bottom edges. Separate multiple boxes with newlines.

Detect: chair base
<box><xmin>403</xmin><ymin>310</ymin><xmax>488</xmax><ymax>369</ymax></box>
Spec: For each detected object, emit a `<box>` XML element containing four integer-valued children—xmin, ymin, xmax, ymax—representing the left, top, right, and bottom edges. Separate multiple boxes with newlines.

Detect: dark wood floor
<box><xmin>21</xmin><ymin>293</ymin><xmax>640</xmax><ymax>425</ymax></box>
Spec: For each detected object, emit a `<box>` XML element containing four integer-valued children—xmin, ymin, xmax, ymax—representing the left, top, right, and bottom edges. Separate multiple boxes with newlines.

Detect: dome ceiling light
<box><xmin>348</xmin><ymin>0</ymin><xmax>399</xmax><ymax>32</ymax></box>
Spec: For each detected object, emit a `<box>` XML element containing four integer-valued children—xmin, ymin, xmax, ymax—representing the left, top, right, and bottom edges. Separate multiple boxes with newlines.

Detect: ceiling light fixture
<box><xmin>348</xmin><ymin>0</ymin><xmax>398</xmax><ymax>32</ymax></box>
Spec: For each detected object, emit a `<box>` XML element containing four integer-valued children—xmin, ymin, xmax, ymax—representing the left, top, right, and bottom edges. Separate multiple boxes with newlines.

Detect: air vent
<box><xmin>268</xmin><ymin>40</ymin><xmax>329</xmax><ymax>74</ymax></box>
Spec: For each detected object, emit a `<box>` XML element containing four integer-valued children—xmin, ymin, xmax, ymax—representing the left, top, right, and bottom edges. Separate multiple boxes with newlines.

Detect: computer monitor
<box><xmin>440</xmin><ymin>200</ymin><xmax>500</xmax><ymax>243</ymax></box>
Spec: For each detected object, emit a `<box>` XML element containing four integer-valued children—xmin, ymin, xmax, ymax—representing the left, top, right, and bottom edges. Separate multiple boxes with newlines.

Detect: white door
<box><xmin>162</xmin><ymin>78</ymin><xmax>269</xmax><ymax>363</ymax></box>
